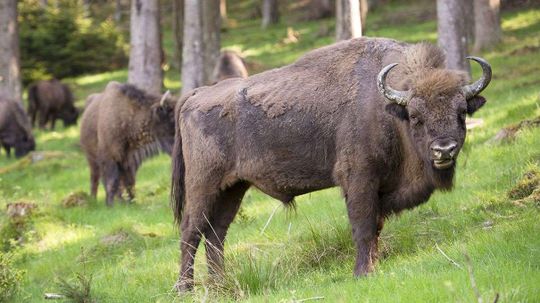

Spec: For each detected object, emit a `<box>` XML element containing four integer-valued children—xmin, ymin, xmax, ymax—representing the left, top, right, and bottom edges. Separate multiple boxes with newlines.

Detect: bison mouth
<box><xmin>433</xmin><ymin>159</ymin><xmax>454</xmax><ymax>170</ymax></box>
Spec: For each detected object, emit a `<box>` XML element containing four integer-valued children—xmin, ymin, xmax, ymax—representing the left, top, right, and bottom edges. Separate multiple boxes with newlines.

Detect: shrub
<box><xmin>18</xmin><ymin>0</ymin><xmax>127</xmax><ymax>85</ymax></box>
<box><xmin>0</xmin><ymin>252</ymin><xmax>24</xmax><ymax>302</ymax></box>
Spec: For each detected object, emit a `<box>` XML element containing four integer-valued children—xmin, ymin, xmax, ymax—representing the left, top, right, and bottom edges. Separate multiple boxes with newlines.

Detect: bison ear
<box><xmin>385</xmin><ymin>103</ymin><xmax>409</xmax><ymax>121</ymax></box>
<box><xmin>466</xmin><ymin>95</ymin><xmax>486</xmax><ymax>116</ymax></box>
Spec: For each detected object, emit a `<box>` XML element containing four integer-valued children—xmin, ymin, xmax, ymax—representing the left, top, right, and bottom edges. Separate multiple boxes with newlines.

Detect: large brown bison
<box><xmin>28</xmin><ymin>79</ymin><xmax>79</xmax><ymax>129</ymax></box>
<box><xmin>170</xmin><ymin>38</ymin><xmax>491</xmax><ymax>291</ymax></box>
<box><xmin>80</xmin><ymin>82</ymin><xmax>177</xmax><ymax>206</ymax></box>
<box><xmin>0</xmin><ymin>96</ymin><xmax>36</xmax><ymax>157</ymax></box>
<box><xmin>211</xmin><ymin>50</ymin><xmax>249</xmax><ymax>83</ymax></box>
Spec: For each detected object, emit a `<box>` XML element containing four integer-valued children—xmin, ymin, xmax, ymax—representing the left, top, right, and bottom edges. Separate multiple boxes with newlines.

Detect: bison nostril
<box><xmin>431</xmin><ymin>142</ymin><xmax>458</xmax><ymax>158</ymax></box>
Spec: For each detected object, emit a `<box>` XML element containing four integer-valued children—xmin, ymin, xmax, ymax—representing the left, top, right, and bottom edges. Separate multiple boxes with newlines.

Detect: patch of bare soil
<box><xmin>62</xmin><ymin>191</ymin><xmax>91</xmax><ymax>208</ymax></box>
<box><xmin>508</xmin><ymin>166</ymin><xmax>540</xmax><ymax>207</ymax></box>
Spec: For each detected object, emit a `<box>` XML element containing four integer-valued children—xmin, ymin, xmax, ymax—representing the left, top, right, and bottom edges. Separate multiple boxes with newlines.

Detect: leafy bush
<box><xmin>0</xmin><ymin>252</ymin><xmax>24</xmax><ymax>302</ymax></box>
<box><xmin>19</xmin><ymin>0</ymin><xmax>127</xmax><ymax>85</ymax></box>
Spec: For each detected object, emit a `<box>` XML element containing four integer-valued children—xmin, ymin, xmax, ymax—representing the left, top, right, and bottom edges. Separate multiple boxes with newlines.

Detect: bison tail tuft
<box><xmin>170</xmin><ymin>113</ymin><xmax>185</xmax><ymax>227</ymax></box>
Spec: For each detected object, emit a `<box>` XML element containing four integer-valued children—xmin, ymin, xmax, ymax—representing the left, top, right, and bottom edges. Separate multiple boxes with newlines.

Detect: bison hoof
<box><xmin>174</xmin><ymin>280</ymin><xmax>193</xmax><ymax>293</ymax></box>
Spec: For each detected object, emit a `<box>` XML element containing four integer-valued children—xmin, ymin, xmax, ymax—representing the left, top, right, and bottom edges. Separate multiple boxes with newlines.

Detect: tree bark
<box><xmin>336</xmin><ymin>0</ymin><xmax>362</xmax><ymax>41</ymax></box>
<box><xmin>114</xmin><ymin>0</ymin><xmax>122</xmax><ymax>23</ymax></box>
<box><xmin>220</xmin><ymin>0</ymin><xmax>227</xmax><ymax>26</ymax></box>
<box><xmin>0</xmin><ymin>0</ymin><xmax>22</xmax><ymax>102</ymax></box>
<box><xmin>473</xmin><ymin>0</ymin><xmax>501</xmax><ymax>52</ymax></box>
<box><xmin>202</xmin><ymin>0</ymin><xmax>221</xmax><ymax>84</ymax></box>
<box><xmin>360</xmin><ymin>0</ymin><xmax>368</xmax><ymax>30</ymax></box>
<box><xmin>181</xmin><ymin>0</ymin><xmax>204</xmax><ymax>94</ymax></box>
<box><xmin>262</xmin><ymin>0</ymin><xmax>279</xmax><ymax>28</ymax></box>
<box><xmin>128</xmin><ymin>0</ymin><xmax>163</xmax><ymax>95</ymax></box>
<box><xmin>172</xmin><ymin>0</ymin><xmax>184</xmax><ymax>70</ymax></box>
<box><xmin>437</xmin><ymin>0</ymin><xmax>470</xmax><ymax>73</ymax></box>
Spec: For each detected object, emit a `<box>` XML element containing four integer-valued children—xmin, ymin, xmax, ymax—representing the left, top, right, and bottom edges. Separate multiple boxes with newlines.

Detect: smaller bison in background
<box><xmin>80</xmin><ymin>82</ymin><xmax>177</xmax><ymax>206</ymax></box>
<box><xmin>0</xmin><ymin>96</ymin><xmax>35</xmax><ymax>157</ymax></box>
<box><xmin>28</xmin><ymin>79</ymin><xmax>79</xmax><ymax>130</ymax></box>
<box><xmin>212</xmin><ymin>50</ymin><xmax>249</xmax><ymax>83</ymax></box>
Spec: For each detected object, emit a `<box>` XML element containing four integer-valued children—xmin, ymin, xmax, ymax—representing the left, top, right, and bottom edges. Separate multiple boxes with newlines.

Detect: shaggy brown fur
<box><xmin>27</xmin><ymin>79</ymin><xmax>79</xmax><ymax>130</ymax></box>
<box><xmin>0</xmin><ymin>96</ymin><xmax>35</xmax><ymax>157</ymax></box>
<box><xmin>211</xmin><ymin>50</ymin><xmax>249</xmax><ymax>83</ymax></box>
<box><xmin>171</xmin><ymin>38</ymin><xmax>489</xmax><ymax>291</ymax></box>
<box><xmin>80</xmin><ymin>82</ymin><xmax>177</xmax><ymax>206</ymax></box>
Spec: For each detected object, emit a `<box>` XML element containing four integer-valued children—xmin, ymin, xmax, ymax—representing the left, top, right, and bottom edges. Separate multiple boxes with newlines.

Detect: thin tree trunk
<box><xmin>437</xmin><ymin>0</ymin><xmax>470</xmax><ymax>73</ymax></box>
<box><xmin>262</xmin><ymin>0</ymin><xmax>279</xmax><ymax>28</ymax></box>
<box><xmin>181</xmin><ymin>0</ymin><xmax>204</xmax><ymax>94</ymax></box>
<box><xmin>360</xmin><ymin>0</ymin><xmax>368</xmax><ymax>30</ymax></box>
<box><xmin>220</xmin><ymin>0</ymin><xmax>227</xmax><ymax>26</ymax></box>
<box><xmin>114</xmin><ymin>0</ymin><xmax>122</xmax><ymax>23</ymax></box>
<box><xmin>463</xmin><ymin>0</ymin><xmax>474</xmax><ymax>47</ymax></box>
<box><xmin>0</xmin><ymin>0</ymin><xmax>22</xmax><ymax>102</ymax></box>
<box><xmin>336</xmin><ymin>0</ymin><xmax>362</xmax><ymax>41</ymax></box>
<box><xmin>202</xmin><ymin>0</ymin><xmax>221</xmax><ymax>84</ymax></box>
<box><xmin>128</xmin><ymin>0</ymin><xmax>163</xmax><ymax>94</ymax></box>
<box><xmin>473</xmin><ymin>0</ymin><xmax>501</xmax><ymax>52</ymax></box>
<box><xmin>172</xmin><ymin>0</ymin><xmax>184</xmax><ymax>70</ymax></box>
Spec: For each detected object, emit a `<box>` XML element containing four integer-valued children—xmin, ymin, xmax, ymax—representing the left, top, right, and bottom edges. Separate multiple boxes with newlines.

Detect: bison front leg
<box><xmin>342</xmin><ymin>177</ymin><xmax>381</xmax><ymax>276</ymax></box>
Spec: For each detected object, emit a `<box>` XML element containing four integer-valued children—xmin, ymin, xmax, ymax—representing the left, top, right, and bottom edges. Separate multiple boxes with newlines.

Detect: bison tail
<box><xmin>170</xmin><ymin>115</ymin><xmax>185</xmax><ymax>227</ymax></box>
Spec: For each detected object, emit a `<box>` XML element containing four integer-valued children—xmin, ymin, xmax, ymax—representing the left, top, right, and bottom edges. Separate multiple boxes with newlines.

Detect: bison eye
<box><xmin>410</xmin><ymin>115</ymin><xmax>422</xmax><ymax>126</ymax></box>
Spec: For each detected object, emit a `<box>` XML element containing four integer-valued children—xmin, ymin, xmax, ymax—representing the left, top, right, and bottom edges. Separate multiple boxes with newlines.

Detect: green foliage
<box><xmin>18</xmin><ymin>0</ymin><xmax>127</xmax><ymax>85</ymax></box>
<box><xmin>0</xmin><ymin>252</ymin><xmax>24</xmax><ymax>302</ymax></box>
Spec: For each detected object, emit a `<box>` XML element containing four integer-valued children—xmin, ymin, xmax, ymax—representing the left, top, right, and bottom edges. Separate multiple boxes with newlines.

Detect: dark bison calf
<box><xmin>80</xmin><ymin>82</ymin><xmax>177</xmax><ymax>206</ymax></box>
<box><xmin>0</xmin><ymin>96</ymin><xmax>35</xmax><ymax>157</ymax></box>
<box><xmin>171</xmin><ymin>38</ymin><xmax>491</xmax><ymax>291</ymax></box>
<box><xmin>28</xmin><ymin>79</ymin><xmax>79</xmax><ymax>130</ymax></box>
<box><xmin>212</xmin><ymin>50</ymin><xmax>249</xmax><ymax>83</ymax></box>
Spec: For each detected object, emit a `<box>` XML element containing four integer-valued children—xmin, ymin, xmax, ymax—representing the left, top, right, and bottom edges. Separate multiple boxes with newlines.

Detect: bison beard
<box><xmin>171</xmin><ymin>38</ymin><xmax>491</xmax><ymax>291</ymax></box>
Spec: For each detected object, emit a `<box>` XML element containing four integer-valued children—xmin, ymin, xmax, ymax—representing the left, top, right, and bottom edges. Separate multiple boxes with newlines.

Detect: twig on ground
<box><xmin>44</xmin><ymin>293</ymin><xmax>65</xmax><ymax>300</ymax></box>
<box><xmin>295</xmin><ymin>296</ymin><xmax>324</xmax><ymax>302</ymax></box>
<box><xmin>260</xmin><ymin>204</ymin><xmax>280</xmax><ymax>235</ymax></box>
<box><xmin>463</xmin><ymin>252</ymin><xmax>482</xmax><ymax>303</ymax></box>
<box><xmin>435</xmin><ymin>243</ymin><xmax>463</xmax><ymax>269</ymax></box>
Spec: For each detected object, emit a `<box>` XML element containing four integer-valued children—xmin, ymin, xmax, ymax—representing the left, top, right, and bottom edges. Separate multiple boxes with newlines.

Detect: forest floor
<box><xmin>1</xmin><ymin>1</ymin><xmax>540</xmax><ymax>302</ymax></box>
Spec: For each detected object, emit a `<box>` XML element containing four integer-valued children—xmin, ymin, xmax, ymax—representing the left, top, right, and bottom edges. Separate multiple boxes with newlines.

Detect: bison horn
<box><xmin>462</xmin><ymin>56</ymin><xmax>492</xmax><ymax>100</ymax></box>
<box><xmin>377</xmin><ymin>63</ymin><xmax>409</xmax><ymax>106</ymax></box>
<box><xmin>159</xmin><ymin>90</ymin><xmax>171</xmax><ymax>107</ymax></box>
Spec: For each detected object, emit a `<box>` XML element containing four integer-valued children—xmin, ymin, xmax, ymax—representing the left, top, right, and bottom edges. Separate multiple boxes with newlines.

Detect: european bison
<box><xmin>28</xmin><ymin>79</ymin><xmax>79</xmax><ymax>129</ymax></box>
<box><xmin>212</xmin><ymin>50</ymin><xmax>249</xmax><ymax>83</ymax></box>
<box><xmin>0</xmin><ymin>96</ymin><xmax>36</xmax><ymax>157</ymax></box>
<box><xmin>80</xmin><ymin>82</ymin><xmax>177</xmax><ymax>206</ymax></box>
<box><xmin>171</xmin><ymin>38</ymin><xmax>491</xmax><ymax>291</ymax></box>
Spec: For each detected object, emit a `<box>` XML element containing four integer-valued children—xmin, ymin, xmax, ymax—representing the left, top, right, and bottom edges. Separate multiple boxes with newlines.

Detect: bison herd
<box><xmin>0</xmin><ymin>41</ymin><xmax>492</xmax><ymax>292</ymax></box>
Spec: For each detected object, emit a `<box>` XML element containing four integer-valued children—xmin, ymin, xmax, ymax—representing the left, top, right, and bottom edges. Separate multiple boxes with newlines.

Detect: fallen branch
<box><xmin>435</xmin><ymin>243</ymin><xmax>463</xmax><ymax>269</ymax></box>
<box><xmin>295</xmin><ymin>296</ymin><xmax>324</xmax><ymax>302</ymax></box>
<box><xmin>44</xmin><ymin>293</ymin><xmax>65</xmax><ymax>300</ymax></box>
<box><xmin>463</xmin><ymin>252</ymin><xmax>482</xmax><ymax>303</ymax></box>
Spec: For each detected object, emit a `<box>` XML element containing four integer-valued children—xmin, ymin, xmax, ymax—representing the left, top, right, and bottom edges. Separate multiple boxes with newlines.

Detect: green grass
<box><xmin>1</xmin><ymin>3</ymin><xmax>540</xmax><ymax>302</ymax></box>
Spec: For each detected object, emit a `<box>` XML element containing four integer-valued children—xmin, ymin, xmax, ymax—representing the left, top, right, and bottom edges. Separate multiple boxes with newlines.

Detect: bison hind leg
<box><xmin>204</xmin><ymin>181</ymin><xmax>250</xmax><ymax>280</ymax></box>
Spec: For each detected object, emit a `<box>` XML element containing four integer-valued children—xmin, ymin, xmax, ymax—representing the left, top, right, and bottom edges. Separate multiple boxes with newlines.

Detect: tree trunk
<box><xmin>0</xmin><ymin>0</ymin><xmax>22</xmax><ymax>102</ymax></box>
<box><xmin>437</xmin><ymin>0</ymin><xmax>470</xmax><ymax>73</ymax></box>
<box><xmin>336</xmin><ymin>0</ymin><xmax>362</xmax><ymax>41</ymax></box>
<box><xmin>360</xmin><ymin>0</ymin><xmax>368</xmax><ymax>30</ymax></box>
<box><xmin>220</xmin><ymin>0</ymin><xmax>227</xmax><ymax>26</ymax></box>
<box><xmin>172</xmin><ymin>0</ymin><xmax>184</xmax><ymax>70</ymax></box>
<box><xmin>262</xmin><ymin>0</ymin><xmax>279</xmax><ymax>28</ymax></box>
<box><xmin>473</xmin><ymin>0</ymin><xmax>501</xmax><ymax>52</ymax></box>
<box><xmin>128</xmin><ymin>0</ymin><xmax>163</xmax><ymax>94</ymax></box>
<box><xmin>114</xmin><ymin>0</ymin><xmax>122</xmax><ymax>23</ymax></box>
<box><xmin>202</xmin><ymin>0</ymin><xmax>221</xmax><ymax>84</ymax></box>
<box><xmin>181</xmin><ymin>0</ymin><xmax>204</xmax><ymax>95</ymax></box>
<box><xmin>309</xmin><ymin>0</ymin><xmax>334</xmax><ymax>20</ymax></box>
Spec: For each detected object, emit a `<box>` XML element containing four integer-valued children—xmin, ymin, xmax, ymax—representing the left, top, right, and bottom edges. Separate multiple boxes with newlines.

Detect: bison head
<box><xmin>14</xmin><ymin>134</ymin><xmax>36</xmax><ymax>158</ymax></box>
<box><xmin>59</xmin><ymin>106</ymin><xmax>79</xmax><ymax>127</ymax></box>
<box><xmin>150</xmin><ymin>91</ymin><xmax>176</xmax><ymax>154</ymax></box>
<box><xmin>377</xmin><ymin>57</ymin><xmax>491</xmax><ymax>187</ymax></box>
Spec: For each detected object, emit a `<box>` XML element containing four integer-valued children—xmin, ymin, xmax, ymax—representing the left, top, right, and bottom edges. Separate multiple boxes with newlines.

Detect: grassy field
<box><xmin>1</xmin><ymin>2</ymin><xmax>540</xmax><ymax>302</ymax></box>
